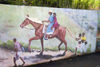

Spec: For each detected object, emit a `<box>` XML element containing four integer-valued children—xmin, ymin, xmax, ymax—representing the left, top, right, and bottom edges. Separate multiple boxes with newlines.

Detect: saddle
<box><xmin>42</xmin><ymin>25</ymin><xmax>55</xmax><ymax>35</ymax></box>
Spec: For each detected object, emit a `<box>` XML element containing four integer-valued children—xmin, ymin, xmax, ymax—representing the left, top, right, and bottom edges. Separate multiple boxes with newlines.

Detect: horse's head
<box><xmin>20</xmin><ymin>18</ymin><xmax>30</xmax><ymax>28</ymax></box>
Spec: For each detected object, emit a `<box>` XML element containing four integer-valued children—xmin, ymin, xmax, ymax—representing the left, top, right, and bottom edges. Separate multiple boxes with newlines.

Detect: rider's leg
<box><xmin>44</xmin><ymin>23</ymin><xmax>54</xmax><ymax>40</ymax></box>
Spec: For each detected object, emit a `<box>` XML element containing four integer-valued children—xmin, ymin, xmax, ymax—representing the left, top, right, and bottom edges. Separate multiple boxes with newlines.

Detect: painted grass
<box><xmin>0</xmin><ymin>40</ymin><xmax>91</xmax><ymax>53</ymax></box>
<box><xmin>0</xmin><ymin>40</ymin><xmax>72</xmax><ymax>51</ymax></box>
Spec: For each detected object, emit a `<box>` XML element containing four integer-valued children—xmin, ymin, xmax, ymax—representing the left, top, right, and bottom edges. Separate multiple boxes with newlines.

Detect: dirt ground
<box><xmin>27</xmin><ymin>52</ymin><xmax>100</xmax><ymax>67</ymax></box>
<box><xmin>1</xmin><ymin>47</ymin><xmax>100</xmax><ymax>67</ymax></box>
<box><xmin>0</xmin><ymin>48</ymin><xmax>74</xmax><ymax>67</ymax></box>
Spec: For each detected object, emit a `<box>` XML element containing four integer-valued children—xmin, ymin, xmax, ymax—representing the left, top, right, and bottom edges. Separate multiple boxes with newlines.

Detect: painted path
<box><xmin>0</xmin><ymin>48</ymin><xmax>74</xmax><ymax>67</ymax></box>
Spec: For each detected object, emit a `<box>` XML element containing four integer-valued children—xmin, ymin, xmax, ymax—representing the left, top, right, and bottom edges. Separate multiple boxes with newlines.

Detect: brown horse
<box><xmin>20</xmin><ymin>17</ymin><xmax>67</xmax><ymax>55</ymax></box>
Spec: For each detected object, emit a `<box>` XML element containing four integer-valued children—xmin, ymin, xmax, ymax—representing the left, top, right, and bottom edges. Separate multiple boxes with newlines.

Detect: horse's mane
<box><xmin>27</xmin><ymin>17</ymin><xmax>43</xmax><ymax>24</ymax></box>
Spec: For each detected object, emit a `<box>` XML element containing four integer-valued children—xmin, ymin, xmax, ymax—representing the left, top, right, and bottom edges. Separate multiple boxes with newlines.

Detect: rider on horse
<box><xmin>42</xmin><ymin>10</ymin><xmax>55</xmax><ymax>40</ymax></box>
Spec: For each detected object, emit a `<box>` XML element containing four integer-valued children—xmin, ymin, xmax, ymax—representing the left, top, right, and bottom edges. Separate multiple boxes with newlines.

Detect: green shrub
<box><xmin>0</xmin><ymin>0</ymin><xmax>99</xmax><ymax>9</ymax></box>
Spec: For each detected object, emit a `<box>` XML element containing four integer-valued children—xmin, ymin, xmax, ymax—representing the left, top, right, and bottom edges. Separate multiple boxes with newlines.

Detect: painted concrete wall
<box><xmin>0</xmin><ymin>4</ymin><xmax>98</xmax><ymax>53</ymax></box>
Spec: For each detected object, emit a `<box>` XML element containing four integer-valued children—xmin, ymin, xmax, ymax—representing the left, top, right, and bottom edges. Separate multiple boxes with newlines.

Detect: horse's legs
<box><xmin>58</xmin><ymin>42</ymin><xmax>63</xmax><ymax>51</ymax></box>
<box><xmin>28</xmin><ymin>36</ymin><xmax>40</xmax><ymax>52</ymax></box>
<box><xmin>40</xmin><ymin>38</ymin><xmax>44</xmax><ymax>55</ymax></box>
<box><xmin>61</xmin><ymin>39</ymin><xmax>67</xmax><ymax>54</ymax></box>
<box><xmin>63</xmin><ymin>40</ymin><xmax>67</xmax><ymax>52</ymax></box>
<box><xmin>57</xmin><ymin>37</ymin><xmax>67</xmax><ymax>55</ymax></box>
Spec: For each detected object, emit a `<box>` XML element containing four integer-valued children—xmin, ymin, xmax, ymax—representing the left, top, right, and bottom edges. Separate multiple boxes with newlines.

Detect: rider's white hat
<box><xmin>49</xmin><ymin>10</ymin><xmax>52</xmax><ymax>13</ymax></box>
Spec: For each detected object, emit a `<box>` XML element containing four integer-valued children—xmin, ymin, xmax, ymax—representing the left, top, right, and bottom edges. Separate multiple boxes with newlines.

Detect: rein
<box><xmin>24</xmin><ymin>27</ymin><xmax>35</xmax><ymax>30</ymax></box>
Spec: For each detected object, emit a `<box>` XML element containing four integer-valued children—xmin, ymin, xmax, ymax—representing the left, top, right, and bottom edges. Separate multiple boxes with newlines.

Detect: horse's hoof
<box><xmin>29</xmin><ymin>51</ymin><xmax>31</xmax><ymax>53</ymax></box>
<box><xmin>31</xmin><ymin>49</ymin><xmax>34</xmax><ymax>52</ymax></box>
<box><xmin>58</xmin><ymin>47</ymin><xmax>60</xmax><ymax>51</ymax></box>
<box><xmin>62</xmin><ymin>51</ymin><xmax>66</xmax><ymax>56</ymax></box>
<box><xmin>39</xmin><ymin>52</ymin><xmax>43</xmax><ymax>55</ymax></box>
<box><xmin>28</xmin><ymin>49</ymin><xmax>31</xmax><ymax>53</ymax></box>
<box><xmin>58</xmin><ymin>48</ymin><xmax>60</xmax><ymax>51</ymax></box>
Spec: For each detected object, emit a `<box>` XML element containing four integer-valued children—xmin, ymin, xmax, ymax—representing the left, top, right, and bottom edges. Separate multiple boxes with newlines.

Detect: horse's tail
<box><xmin>66</xmin><ymin>26</ymin><xmax>75</xmax><ymax>39</ymax></box>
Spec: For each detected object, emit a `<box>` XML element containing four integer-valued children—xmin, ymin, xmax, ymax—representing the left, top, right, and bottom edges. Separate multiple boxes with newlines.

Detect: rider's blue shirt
<box><xmin>49</xmin><ymin>14</ymin><xmax>54</xmax><ymax>23</ymax></box>
<box><xmin>46</xmin><ymin>14</ymin><xmax>54</xmax><ymax>33</ymax></box>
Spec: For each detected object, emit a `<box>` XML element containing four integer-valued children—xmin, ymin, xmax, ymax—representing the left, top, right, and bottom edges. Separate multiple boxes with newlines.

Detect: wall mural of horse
<box><xmin>20</xmin><ymin>17</ymin><xmax>68</xmax><ymax>55</ymax></box>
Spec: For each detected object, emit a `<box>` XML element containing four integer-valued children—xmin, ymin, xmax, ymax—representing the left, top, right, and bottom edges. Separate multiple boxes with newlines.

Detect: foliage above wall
<box><xmin>0</xmin><ymin>0</ymin><xmax>100</xmax><ymax>10</ymax></box>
